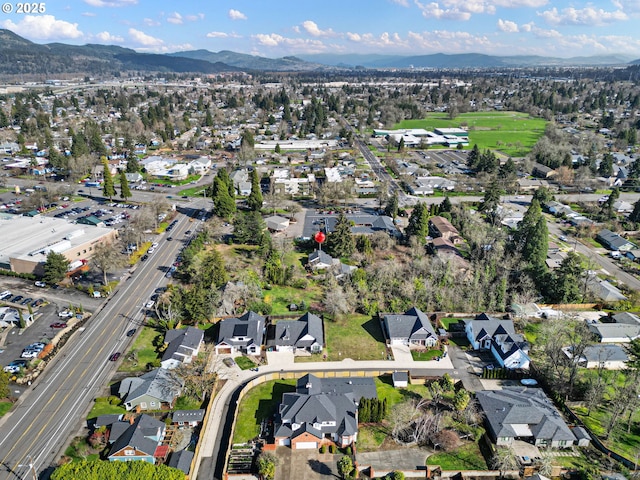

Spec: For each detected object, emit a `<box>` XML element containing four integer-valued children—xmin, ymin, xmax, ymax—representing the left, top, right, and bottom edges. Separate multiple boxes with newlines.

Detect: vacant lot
<box><xmin>396</xmin><ymin>111</ymin><xmax>547</xmax><ymax>157</ymax></box>
<box><xmin>322</xmin><ymin>314</ymin><xmax>387</xmax><ymax>361</ymax></box>
<box><xmin>117</xmin><ymin>326</ymin><xmax>162</xmax><ymax>373</ymax></box>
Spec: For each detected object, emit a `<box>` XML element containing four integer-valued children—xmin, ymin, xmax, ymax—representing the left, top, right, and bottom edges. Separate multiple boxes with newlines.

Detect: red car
<box><xmin>50</xmin><ymin>322</ymin><xmax>67</xmax><ymax>329</ymax></box>
<box><xmin>109</xmin><ymin>352</ymin><xmax>121</xmax><ymax>362</ymax></box>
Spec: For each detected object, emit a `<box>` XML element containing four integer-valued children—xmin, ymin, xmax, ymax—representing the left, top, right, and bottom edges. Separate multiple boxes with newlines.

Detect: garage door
<box><xmin>295</xmin><ymin>441</ymin><xmax>318</xmax><ymax>450</ymax></box>
<box><xmin>216</xmin><ymin>347</ymin><xmax>232</xmax><ymax>354</ymax></box>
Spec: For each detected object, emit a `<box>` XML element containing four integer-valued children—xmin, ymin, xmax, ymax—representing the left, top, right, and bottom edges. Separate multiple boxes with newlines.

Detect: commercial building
<box><xmin>0</xmin><ymin>214</ymin><xmax>117</xmax><ymax>275</ymax></box>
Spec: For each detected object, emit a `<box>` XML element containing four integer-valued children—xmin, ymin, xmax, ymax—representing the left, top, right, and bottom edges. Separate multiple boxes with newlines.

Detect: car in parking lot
<box><xmin>21</xmin><ymin>349</ymin><xmax>39</xmax><ymax>359</ymax></box>
<box><xmin>12</xmin><ymin>295</ymin><xmax>23</xmax><ymax>303</ymax></box>
<box><xmin>141</xmin><ymin>254</ymin><xmax>148</xmax><ymax>261</ymax></box>
<box><xmin>34</xmin><ymin>281</ymin><xmax>46</xmax><ymax>287</ymax></box>
<box><xmin>0</xmin><ymin>290</ymin><xmax>12</xmax><ymax>301</ymax></box>
<box><xmin>109</xmin><ymin>352</ymin><xmax>121</xmax><ymax>361</ymax></box>
<box><xmin>21</xmin><ymin>297</ymin><xmax>32</xmax><ymax>306</ymax></box>
<box><xmin>50</xmin><ymin>322</ymin><xmax>67</xmax><ymax>329</ymax></box>
<box><xmin>145</xmin><ymin>300</ymin><xmax>155</xmax><ymax>309</ymax></box>
<box><xmin>126</xmin><ymin>328</ymin><xmax>137</xmax><ymax>337</ymax></box>
<box><xmin>58</xmin><ymin>310</ymin><xmax>74</xmax><ymax>318</ymax></box>
<box><xmin>4</xmin><ymin>360</ymin><xmax>28</xmax><ymax>373</ymax></box>
<box><xmin>31</xmin><ymin>298</ymin><xmax>44</xmax><ymax>308</ymax></box>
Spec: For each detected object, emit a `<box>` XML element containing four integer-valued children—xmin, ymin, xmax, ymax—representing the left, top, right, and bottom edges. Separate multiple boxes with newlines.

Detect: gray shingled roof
<box><xmin>476</xmin><ymin>388</ymin><xmax>576</xmax><ymax>443</ymax></box>
<box><xmin>383</xmin><ymin>307</ymin><xmax>437</xmax><ymax>342</ymax></box>
<box><xmin>108</xmin><ymin>414</ymin><xmax>165</xmax><ymax>458</ymax></box>
<box><xmin>118</xmin><ymin>368</ymin><xmax>183</xmax><ymax>406</ymax></box>
<box><xmin>582</xmin><ymin>344</ymin><xmax>629</xmax><ymax>363</ymax></box>
<box><xmin>167</xmin><ymin>450</ymin><xmax>194</xmax><ymax>474</ymax></box>
<box><xmin>162</xmin><ymin>326</ymin><xmax>204</xmax><ymax>365</ymax></box>
<box><xmin>172</xmin><ymin>409</ymin><xmax>205</xmax><ymax>423</ymax></box>
<box><xmin>216</xmin><ymin>311</ymin><xmax>265</xmax><ymax>349</ymax></box>
<box><xmin>273</xmin><ymin>313</ymin><xmax>324</xmax><ymax>349</ymax></box>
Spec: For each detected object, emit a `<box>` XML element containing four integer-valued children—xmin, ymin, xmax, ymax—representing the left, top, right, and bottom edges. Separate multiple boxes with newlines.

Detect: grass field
<box><xmin>233</xmin><ymin>380</ymin><xmax>296</xmax><ymax>444</ymax></box>
<box><xmin>235</xmin><ymin>356</ymin><xmax>257</xmax><ymax>370</ymax></box>
<box><xmin>264</xmin><ymin>284</ymin><xmax>323</xmax><ymax>315</ymax></box>
<box><xmin>117</xmin><ymin>326</ymin><xmax>162</xmax><ymax>373</ymax></box>
<box><xmin>375</xmin><ymin>376</ymin><xmax>430</xmax><ymax>407</ymax></box>
<box><xmin>322</xmin><ymin>314</ymin><xmax>388</xmax><ymax>361</ymax></box>
<box><xmin>396</xmin><ymin>111</ymin><xmax>547</xmax><ymax>157</ymax></box>
<box><xmin>425</xmin><ymin>442</ymin><xmax>488</xmax><ymax>470</ymax></box>
<box><xmin>411</xmin><ymin>349</ymin><xmax>444</xmax><ymax>361</ymax></box>
<box><xmin>0</xmin><ymin>401</ymin><xmax>13</xmax><ymax>417</ymax></box>
<box><xmin>87</xmin><ymin>397</ymin><xmax>127</xmax><ymax>420</ymax></box>
<box><xmin>573</xmin><ymin>404</ymin><xmax>640</xmax><ymax>460</ymax></box>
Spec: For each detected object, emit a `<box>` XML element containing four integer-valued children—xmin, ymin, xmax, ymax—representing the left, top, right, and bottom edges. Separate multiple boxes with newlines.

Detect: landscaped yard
<box><xmin>375</xmin><ymin>376</ymin><xmax>430</xmax><ymax>407</ymax></box>
<box><xmin>87</xmin><ymin>396</ymin><xmax>127</xmax><ymax>420</ymax></box>
<box><xmin>0</xmin><ymin>401</ymin><xmax>13</xmax><ymax>417</ymax></box>
<box><xmin>117</xmin><ymin>326</ymin><xmax>162</xmax><ymax>373</ymax></box>
<box><xmin>233</xmin><ymin>379</ymin><xmax>296</xmax><ymax>444</ymax></box>
<box><xmin>573</xmin><ymin>404</ymin><xmax>640</xmax><ymax>460</ymax></box>
<box><xmin>322</xmin><ymin>314</ymin><xmax>388</xmax><ymax>361</ymax></box>
<box><xmin>411</xmin><ymin>348</ymin><xmax>444</xmax><ymax>361</ymax></box>
<box><xmin>264</xmin><ymin>284</ymin><xmax>322</xmax><ymax>315</ymax></box>
<box><xmin>425</xmin><ymin>442</ymin><xmax>488</xmax><ymax>470</ymax></box>
<box><xmin>235</xmin><ymin>356</ymin><xmax>257</xmax><ymax>370</ymax></box>
<box><xmin>395</xmin><ymin>111</ymin><xmax>547</xmax><ymax>157</ymax></box>
<box><xmin>357</xmin><ymin>424</ymin><xmax>388</xmax><ymax>451</ymax></box>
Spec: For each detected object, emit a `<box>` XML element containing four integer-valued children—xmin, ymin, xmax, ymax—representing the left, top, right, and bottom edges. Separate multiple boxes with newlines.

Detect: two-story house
<box><xmin>215</xmin><ymin>311</ymin><xmax>266</xmax><ymax>355</ymax></box>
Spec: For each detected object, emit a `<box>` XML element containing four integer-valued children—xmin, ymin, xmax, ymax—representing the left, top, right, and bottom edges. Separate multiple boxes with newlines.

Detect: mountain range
<box><xmin>1</xmin><ymin>28</ymin><xmax>639</xmax><ymax>77</ymax></box>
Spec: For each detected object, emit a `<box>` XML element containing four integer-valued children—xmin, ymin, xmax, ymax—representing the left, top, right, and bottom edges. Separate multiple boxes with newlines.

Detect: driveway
<box><xmin>275</xmin><ymin>447</ymin><xmax>340</xmax><ymax>480</ymax></box>
<box><xmin>357</xmin><ymin>447</ymin><xmax>433</xmax><ymax>477</ymax></box>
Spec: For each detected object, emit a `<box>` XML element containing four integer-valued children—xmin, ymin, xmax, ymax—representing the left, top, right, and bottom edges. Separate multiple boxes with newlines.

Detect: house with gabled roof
<box><xmin>160</xmin><ymin>326</ymin><xmax>204</xmax><ymax>370</ymax></box>
<box><xmin>107</xmin><ymin>414</ymin><xmax>166</xmax><ymax>463</ymax></box>
<box><xmin>597</xmin><ymin>229</ymin><xmax>636</xmax><ymax>251</ymax></box>
<box><xmin>476</xmin><ymin>388</ymin><xmax>576</xmax><ymax>448</ymax></box>
<box><xmin>270</xmin><ymin>313</ymin><xmax>324</xmax><ymax>353</ymax></box>
<box><xmin>274</xmin><ymin>374</ymin><xmax>377</xmax><ymax>450</ymax></box>
<box><xmin>118</xmin><ymin>368</ymin><xmax>184</xmax><ymax>411</ymax></box>
<box><xmin>382</xmin><ymin>307</ymin><xmax>438</xmax><ymax>347</ymax></box>
<box><xmin>215</xmin><ymin>311</ymin><xmax>265</xmax><ymax>355</ymax></box>
<box><xmin>464</xmin><ymin>313</ymin><xmax>530</xmax><ymax>370</ymax></box>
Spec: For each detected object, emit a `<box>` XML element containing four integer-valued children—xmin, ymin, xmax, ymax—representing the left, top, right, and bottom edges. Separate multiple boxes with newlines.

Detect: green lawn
<box><xmin>179</xmin><ymin>185</ymin><xmax>207</xmax><ymax>197</ymax></box>
<box><xmin>174</xmin><ymin>395</ymin><xmax>204</xmax><ymax>411</ymax></box>
<box><xmin>322</xmin><ymin>314</ymin><xmax>388</xmax><ymax>361</ymax></box>
<box><xmin>396</xmin><ymin>111</ymin><xmax>547</xmax><ymax>157</ymax></box>
<box><xmin>264</xmin><ymin>284</ymin><xmax>322</xmax><ymax>315</ymax></box>
<box><xmin>357</xmin><ymin>425</ymin><xmax>388</xmax><ymax>451</ymax></box>
<box><xmin>117</xmin><ymin>326</ymin><xmax>162</xmax><ymax>373</ymax></box>
<box><xmin>426</xmin><ymin>442</ymin><xmax>488</xmax><ymax>470</ymax></box>
<box><xmin>233</xmin><ymin>380</ymin><xmax>296</xmax><ymax>444</ymax></box>
<box><xmin>87</xmin><ymin>397</ymin><xmax>127</xmax><ymax>420</ymax></box>
<box><xmin>235</xmin><ymin>356</ymin><xmax>257</xmax><ymax>370</ymax></box>
<box><xmin>573</xmin><ymin>404</ymin><xmax>640</xmax><ymax>460</ymax></box>
<box><xmin>0</xmin><ymin>401</ymin><xmax>13</xmax><ymax>417</ymax></box>
<box><xmin>411</xmin><ymin>349</ymin><xmax>444</xmax><ymax>361</ymax></box>
<box><xmin>375</xmin><ymin>376</ymin><xmax>430</xmax><ymax>407</ymax></box>
<box><xmin>439</xmin><ymin>318</ymin><xmax>463</xmax><ymax>330</ymax></box>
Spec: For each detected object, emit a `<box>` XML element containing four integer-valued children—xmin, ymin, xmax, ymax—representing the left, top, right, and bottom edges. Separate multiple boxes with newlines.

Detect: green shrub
<box><xmin>290</xmin><ymin>278</ymin><xmax>308</xmax><ymax>289</ymax></box>
<box><xmin>320</xmin><ymin>445</ymin><xmax>327</xmax><ymax>454</ymax></box>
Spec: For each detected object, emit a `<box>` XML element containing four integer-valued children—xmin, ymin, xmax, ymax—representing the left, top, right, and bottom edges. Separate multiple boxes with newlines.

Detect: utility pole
<box><xmin>18</xmin><ymin>456</ymin><xmax>37</xmax><ymax>480</ymax></box>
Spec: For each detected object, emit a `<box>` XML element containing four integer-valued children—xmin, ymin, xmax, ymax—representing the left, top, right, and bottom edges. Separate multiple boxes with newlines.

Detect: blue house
<box><xmin>107</xmin><ymin>414</ymin><xmax>166</xmax><ymax>464</ymax></box>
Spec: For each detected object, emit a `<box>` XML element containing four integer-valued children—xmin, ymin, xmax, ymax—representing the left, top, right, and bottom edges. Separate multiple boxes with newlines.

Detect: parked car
<box><xmin>34</xmin><ymin>281</ymin><xmax>46</xmax><ymax>287</ymax></box>
<box><xmin>21</xmin><ymin>297</ymin><xmax>32</xmax><ymax>306</ymax></box>
<box><xmin>50</xmin><ymin>322</ymin><xmax>67</xmax><ymax>329</ymax></box>
<box><xmin>12</xmin><ymin>295</ymin><xmax>23</xmax><ymax>303</ymax></box>
<box><xmin>222</xmin><ymin>357</ymin><xmax>236</xmax><ymax>368</ymax></box>
<box><xmin>145</xmin><ymin>300</ymin><xmax>155</xmax><ymax>309</ymax></box>
<box><xmin>31</xmin><ymin>298</ymin><xmax>45</xmax><ymax>308</ymax></box>
<box><xmin>126</xmin><ymin>328</ymin><xmax>137</xmax><ymax>337</ymax></box>
<box><xmin>21</xmin><ymin>350</ymin><xmax>39</xmax><ymax>359</ymax></box>
<box><xmin>58</xmin><ymin>310</ymin><xmax>74</xmax><ymax>318</ymax></box>
<box><xmin>109</xmin><ymin>352</ymin><xmax>121</xmax><ymax>362</ymax></box>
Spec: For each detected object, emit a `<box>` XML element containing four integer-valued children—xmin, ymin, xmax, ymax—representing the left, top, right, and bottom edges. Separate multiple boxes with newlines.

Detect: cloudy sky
<box><xmin>2</xmin><ymin>0</ymin><xmax>640</xmax><ymax>58</ymax></box>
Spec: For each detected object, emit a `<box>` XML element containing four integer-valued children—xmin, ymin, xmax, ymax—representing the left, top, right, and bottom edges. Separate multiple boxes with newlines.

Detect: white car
<box><xmin>34</xmin><ymin>281</ymin><xmax>46</xmax><ymax>287</ymax></box>
<box><xmin>145</xmin><ymin>301</ymin><xmax>155</xmax><ymax>309</ymax></box>
<box><xmin>21</xmin><ymin>350</ymin><xmax>39</xmax><ymax>359</ymax></box>
<box><xmin>58</xmin><ymin>310</ymin><xmax>74</xmax><ymax>318</ymax></box>
<box><xmin>3</xmin><ymin>365</ymin><xmax>20</xmax><ymax>374</ymax></box>
<box><xmin>147</xmin><ymin>248</ymin><xmax>155</xmax><ymax>254</ymax></box>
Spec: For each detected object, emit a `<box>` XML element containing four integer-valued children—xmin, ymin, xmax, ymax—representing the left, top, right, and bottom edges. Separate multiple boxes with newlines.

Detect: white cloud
<box><xmin>143</xmin><ymin>18</ymin><xmax>161</xmax><ymax>27</ymax></box>
<box><xmin>185</xmin><ymin>13</ymin><xmax>205</xmax><ymax>22</ymax></box>
<box><xmin>492</xmin><ymin>0</ymin><xmax>547</xmax><ymax>6</ymax></box>
<box><xmin>228</xmin><ymin>9</ymin><xmax>247</xmax><ymax>21</ymax></box>
<box><xmin>206</xmin><ymin>31</ymin><xmax>241</xmax><ymax>39</ymax></box>
<box><xmin>83</xmin><ymin>0</ymin><xmax>137</xmax><ymax>6</ymax></box>
<box><xmin>252</xmin><ymin>33</ymin><xmax>327</xmax><ymax>53</ymax></box>
<box><xmin>93</xmin><ymin>31</ymin><xmax>124</xmax><ymax>43</ymax></box>
<box><xmin>81</xmin><ymin>12</ymin><xmax>96</xmax><ymax>17</ymax></box>
<box><xmin>414</xmin><ymin>1</ymin><xmax>472</xmax><ymax>20</ymax></box>
<box><xmin>301</xmin><ymin>20</ymin><xmax>336</xmax><ymax>37</ymax></box>
<box><xmin>167</xmin><ymin>12</ymin><xmax>183</xmax><ymax>25</ymax></box>
<box><xmin>346</xmin><ymin>32</ymin><xmax>362</xmax><ymax>42</ymax></box>
<box><xmin>1</xmin><ymin>15</ymin><xmax>82</xmax><ymax>40</ymax></box>
<box><xmin>390</xmin><ymin>0</ymin><xmax>410</xmax><ymax>6</ymax></box>
<box><xmin>497</xmin><ymin>19</ymin><xmax>519</xmax><ymax>32</ymax></box>
<box><xmin>521</xmin><ymin>22</ymin><xmax>534</xmax><ymax>32</ymax></box>
<box><xmin>414</xmin><ymin>0</ymin><xmax>549</xmax><ymax>21</ymax></box>
<box><xmin>128</xmin><ymin>28</ymin><xmax>163</xmax><ymax>46</ymax></box>
<box><xmin>538</xmin><ymin>6</ymin><xmax>627</xmax><ymax>26</ymax></box>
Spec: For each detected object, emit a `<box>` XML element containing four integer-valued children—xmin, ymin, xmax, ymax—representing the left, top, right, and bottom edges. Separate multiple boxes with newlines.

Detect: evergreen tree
<box><xmin>212</xmin><ymin>176</ymin><xmax>236</xmax><ymax>219</ymax></box>
<box><xmin>264</xmin><ymin>249</ymin><xmax>286</xmax><ymax>285</ymax></box>
<box><xmin>515</xmin><ymin>200</ymin><xmax>548</xmax><ymax>268</ymax></box>
<box><xmin>398</xmin><ymin>137</ymin><xmax>405</xmax><ymax>152</ymax></box>
<box><xmin>629</xmin><ymin>159</ymin><xmax>640</xmax><ymax>179</ymax></box>
<box><xmin>125</xmin><ymin>154</ymin><xmax>140</xmax><ymax>173</ymax></box>
<box><xmin>102</xmin><ymin>157</ymin><xmax>116</xmax><ymax>201</ymax></box>
<box><xmin>275</xmin><ymin>143</ymin><xmax>281</xmax><ymax>154</ymax></box>
<box><xmin>600</xmin><ymin>187</ymin><xmax>620</xmax><ymax>219</ymax></box>
<box><xmin>384</xmin><ymin>193</ymin><xmax>399</xmax><ymax>219</ymax></box>
<box><xmin>467</xmin><ymin>144</ymin><xmax>480</xmax><ymax>169</ymax></box>
<box><xmin>440</xmin><ymin>195</ymin><xmax>453</xmax><ymax>213</ymax></box>
<box><xmin>405</xmin><ymin>202</ymin><xmax>430</xmax><ymax>239</ymax></box>
<box><xmin>551</xmin><ymin>251</ymin><xmax>583</xmax><ymax>303</ymax></box>
<box><xmin>119</xmin><ymin>171</ymin><xmax>131</xmax><ymax>201</ymax></box>
<box><xmin>43</xmin><ymin>251</ymin><xmax>70</xmax><ymax>284</ymax></box>
<box><xmin>234</xmin><ymin>211</ymin><xmax>266</xmax><ymax>245</ymax></box>
<box><xmin>326</xmin><ymin>212</ymin><xmax>355</xmax><ymax>258</ymax></box>
<box><xmin>598</xmin><ymin>153</ymin><xmax>614</xmax><ymax>177</ymax></box>
<box><xmin>532</xmin><ymin>186</ymin><xmax>554</xmax><ymax>205</ymax></box>
<box><xmin>629</xmin><ymin>199</ymin><xmax>640</xmax><ymax>224</ymax></box>
<box><xmin>480</xmin><ymin>180</ymin><xmax>501</xmax><ymax>214</ymax></box>
<box><xmin>246</xmin><ymin>168</ymin><xmax>263</xmax><ymax>211</ymax></box>
<box><xmin>337</xmin><ymin>456</ymin><xmax>353</xmax><ymax>480</ymax></box>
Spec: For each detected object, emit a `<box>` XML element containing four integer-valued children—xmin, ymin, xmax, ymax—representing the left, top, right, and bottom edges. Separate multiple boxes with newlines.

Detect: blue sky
<box><xmin>2</xmin><ymin>0</ymin><xmax>640</xmax><ymax>58</ymax></box>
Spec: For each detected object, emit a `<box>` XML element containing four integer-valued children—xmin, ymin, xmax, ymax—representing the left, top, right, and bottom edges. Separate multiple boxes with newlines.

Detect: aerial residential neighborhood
<box><xmin>3</xmin><ymin>8</ymin><xmax>640</xmax><ymax>480</ymax></box>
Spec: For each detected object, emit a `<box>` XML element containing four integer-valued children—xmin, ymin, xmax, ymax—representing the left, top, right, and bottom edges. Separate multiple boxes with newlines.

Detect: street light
<box><xmin>18</xmin><ymin>456</ymin><xmax>37</xmax><ymax>480</ymax></box>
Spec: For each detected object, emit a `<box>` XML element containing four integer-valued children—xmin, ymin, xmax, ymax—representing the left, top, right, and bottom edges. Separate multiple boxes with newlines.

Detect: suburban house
<box><xmin>597</xmin><ymin>229</ymin><xmax>636</xmax><ymax>251</ymax></box>
<box><xmin>273</xmin><ymin>374</ymin><xmax>377</xmax><ymax>450</ymax></box>
<box><xmin>382</xmin><ymin>307</ymin><xmax>438</xmax><ymax>347</ymax></box>
<box><xmin>215</xmin><ymin>311</ymin><xmax>266</xmax><ymax>355</ymax></box>
<box><xmin>429</xmin><ymin>237</ymin><xmax>463</xmax><ymax>257</ymax></box>
<box><xmin>307</xmin><ymin>250</ymin><xmax>357</xmax><ymax>279</ymax></box>
<box><xmin>319</xmin><ymin>214</ymin><xmax>400</xmax><ymax>237</ymax></box>
<box><xmin>118</xmin><ymin>368</ymin><xmax>184</xmax><ymax>411</ymax></box>
<box><xmin>167</xmin><ymin>450</ymin><xmax>194</xmax><ymax>475</ymax></box>
<box><xmin>264</xmin><ymin>215</ymin><xmax>290</xmax><ymax>232</ymax></box>
<box><xmin>107</xmin><ymin>414</ymin><xmax>167</xmax><ymax>464</ymax></box>
<box><xmin>464</xmin><ymin>313</ymin><xmax>530</xmax><ymax>370</ymax></box>
<box><xmin>160</xmin><ymin>327</ymin><xmax>204</xmax><ymax>370</ymax></box>
<box><xmin>587</xmin><ymin>277</ymin><xmax>627</xmax><ymax>302</ymax></box>
<box><xmin>587</xmin><ymin>312</ymin><xmax>640</xmax><ymax>343</ymax></box>
<box><xmin>269</xmin><ymin>312</ymin><xmax>324</xmax><ymax>353</ymax></box>
<box><xmin>563</xmin><ymin>344</ymin><xmax>628</xmax><ymax>370</ymax></box>
<box><xmin>429</xmin><ymin>216</ymin><xmax>463</xmax><ymax>244</ymax></box>
<box><xmin>172</xmin><ymin>409</ymin><xmax>206</xmax><ymax>427</ymax></box>
<box><xmin>476</xmin><ymin>388</ymin><xmax>577</xmax><ymax>448</ymax></box>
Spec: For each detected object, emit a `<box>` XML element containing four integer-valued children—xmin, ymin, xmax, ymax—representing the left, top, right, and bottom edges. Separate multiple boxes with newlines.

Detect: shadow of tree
<box><xmin>307</xmin><ymin>459</ymin><xmax>337</xmax><ymax>477</ymax></box>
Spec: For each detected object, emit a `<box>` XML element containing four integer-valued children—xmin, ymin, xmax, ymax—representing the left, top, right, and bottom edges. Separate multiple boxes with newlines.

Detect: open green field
<box><xmin>264</xmin><ymin>284</ymin><xmax>322</xmax><ymax>315</ymax></box>
<box><xmin>375</xmin><ymin>376</ymin><xmax>430</xmax><ymax>406</ymax></box>
<box><xmin>426</xmin><ymin>442</ymin><xmax>488</xmax><ymax>470</ymax></box>
<box><xmin>0</xmin><ymin>401</ymin><xmax>13</xmax><ymax>417</ymax></box>
<box><xmin>117</xmin><ymin>326</ymin><xmax>162</xmax><ymax>373</ymax></box>
<box><xmin>396</xmin><ymin>111</ymin><xmax>547</xmax><ymax>157</ymax></box>
<box><xmin>323</xmin><ymin>314</ymin><xmax>388</xmax><ymax>361</ymax></box>
<box><xmin>573</xmin><ymin>404</ymin><xmax>640</xmax><ymax>460</ymax></box>
<box><xmin>411</xmin><ymin>349</ymin><xmax>444</xmax><ymax>361</ymax></box>
<box><xmin>233</xmin><ymin>380</ymin><xmax>296</xmax><ymax>444</ymax></box>
<box><xmin>87</xmin><ymin>397</ymin><xmax>127</xmax><ymax>420</ymax></box>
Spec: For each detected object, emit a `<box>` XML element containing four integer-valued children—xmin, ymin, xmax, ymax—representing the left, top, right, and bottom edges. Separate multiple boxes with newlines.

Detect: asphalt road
<box><xmin>0</xmin><ymin>199</ymin><xmax>208</xmax><ymax>480</ymax></box>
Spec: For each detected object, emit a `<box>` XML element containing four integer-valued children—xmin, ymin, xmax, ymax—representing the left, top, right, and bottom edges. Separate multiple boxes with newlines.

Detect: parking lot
<box><xmin>1</xmin><ymin>277</ymin><xmax>104</xmax><ymax>388</ymax></box>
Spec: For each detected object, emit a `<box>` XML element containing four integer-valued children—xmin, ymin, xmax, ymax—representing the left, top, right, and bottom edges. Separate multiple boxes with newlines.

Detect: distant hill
<box><xmin>167</xmin><ymin>49</ymin><xmax>324</xmax><ymax>71</ymax></box>
<box><xmin>299</xmin><ymin>52</ymin><xmax>636</xmax><ymax>68</ymax></box>
<box><xmin>0</xmin><ymin>29</ymin><xmax>239</xmax><ymax>76</ymax></box>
